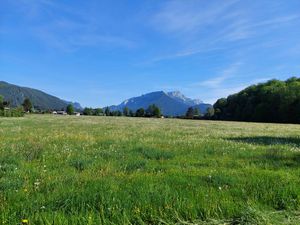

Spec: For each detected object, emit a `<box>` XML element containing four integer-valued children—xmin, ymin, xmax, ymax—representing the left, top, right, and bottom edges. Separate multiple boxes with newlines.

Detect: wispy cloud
<box><xmin>148</xmin><ymin>0</ymin><xmax>300</xmax><ymax>62</ymax></box>
<box><xmin>202</xmin><ymin>75</ymin><xmax>275</xmax><ymax>104</ymax></box>
<box><xmin>12</xmin><ymin>1</ymin><xmax>134</xmax><ymax>51</ymax></box>
<box><xmin>222</xmin><ymin>14</ymin><xmax>300</xmax><ymax>41</ymax></box>
<box><xmin>203</xmin><ymin>85</ymin><xmax>247</xmax><ymax>104</ymax></box>
<box><xmin>33</xmin><ymin>26</ymin><xmax>135</xmax><ymax>52</ymax></box>
<box><xmin>152</xmin><ymin>0</ymin><xmax>239</xmax><ymax>35</ymax></box>
<box><xmin>156</xmin><ymin>62</ymin><xmax>274</xmax><ymax>104</ymax></box>
<box><xmin>192</xmin><ymin>62</ymin><xmax>242</xmax><ymax>88</ymax></box>
<box><xmin>145</xmin><ymin>46</ymin><xmax>225</xmax><ymax>64</ymax></box>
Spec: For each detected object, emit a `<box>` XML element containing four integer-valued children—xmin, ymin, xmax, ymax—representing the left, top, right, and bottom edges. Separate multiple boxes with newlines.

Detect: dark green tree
<box><xmin>135</xmin><ymin>108</ymin><xmax>145</xmax><ymax>117</ymax></box>
<box><xmin>205</xmin><ymin>107</ymin><xmax>215</xmax><ymax>118</ymax></box>
<box><xmin>83</xmin><ymin>107</ymin><xmax>94</xmax><ymax>115</ymax></box>
<box><xmin>66</xmin><ymin>104</ymin><xmax>74</xmax><ymax>115</ymax></box>
<box><xmin>129</xmin><ymin>109</ymin><xmax>134</xmax><ymax>117</ymax></box>
<box><xmin>153</xmin><ymin>106</ymin><xmax>161</xmax><ymax>118</ymax></box>
<box><xmin>94</xmin><ymin>108</ymin><xmax>103</xmax><ymax>116</ymax></box>
<box><xmin>146</xmin><ymin>104</ymin><xmax>161</xmax><ymax>118</ymax></box>
<box><xmin>109</xmin><ymin>110</ymin><xmax>122</xmax><ymax>116</ymax></box>
<box><xmin>104</xmin><ymin>107</ymin><xmax>110</xmax><ymax>116</ymax></box>
<box><xmin>0</xmin><ymin>95</ymin><xmax>3</xmax><ymax>110</ymax></box>
<box><xmin>22</xmin><ymin>98</ymin><xmax>32</xmax><ymax>112</ymax></box>
<box><xmin>194</xmin><ymin>108</ymin><xmax>200</xmax><ymax>116</ymax></box>
<box><xmin>185</xmin><ymin>107</ymin><xmax>194</xmax><ymax>119</ymax></box>
<box><xmin>213</xmin><ymin>98</ymin><xmax>227</xmax><ymax>120</ymax></box>
<box><xmin>123</xmin><ymin>107</ymin><xmax>129</xmax><ymax>116</ymax></box>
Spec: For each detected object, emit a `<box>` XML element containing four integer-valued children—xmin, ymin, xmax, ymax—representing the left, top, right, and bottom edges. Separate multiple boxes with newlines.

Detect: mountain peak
<box><xmin>143</xmin><ymin>91</ymin><xmax>166</xmax><ymax>96</ymax></box>
<box><xmin>166</xmin><ymin>91</ymin><xmax>203</xmax><ymax>106</ymax></box>
<box><xmin>167</xmin><ymin>91</ymin><xmax>184</xmax><ymax>98</ymax></box>
<box><xmin>109</xmin><ymin>90</ymin><xmax>210</xmax><ymax>116</ymax></box>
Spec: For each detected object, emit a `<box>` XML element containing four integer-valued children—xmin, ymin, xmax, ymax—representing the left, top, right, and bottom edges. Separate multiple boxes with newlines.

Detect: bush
<box><xmin>0</xmin><ymin>107</ymin><xmax>24</xmax><ymax>117</ymax></box>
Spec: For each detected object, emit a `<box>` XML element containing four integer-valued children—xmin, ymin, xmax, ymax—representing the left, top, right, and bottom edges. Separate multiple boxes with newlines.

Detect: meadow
<box><xmin>0</xmin><ymin>115</ymin><xmax>300</xmax><ymax>224</ymax></box>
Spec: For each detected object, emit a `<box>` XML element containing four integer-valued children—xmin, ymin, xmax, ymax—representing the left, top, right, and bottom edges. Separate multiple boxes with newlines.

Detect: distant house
<box><xmin>57</xmin><ymin>111</ymin><xmax>67</xmax><ymax>115</ymax></box>
<box><xmin>53</xmin><ymin>111</ymin><xmax>80</xmax><ymax>116</ymax></box>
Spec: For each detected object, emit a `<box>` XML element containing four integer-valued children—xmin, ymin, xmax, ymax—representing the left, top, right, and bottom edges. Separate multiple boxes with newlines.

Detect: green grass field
<box><xmin>1</xmin><ymin>115</ymin><xmax>300</xmax><ymax>224</ymax></box>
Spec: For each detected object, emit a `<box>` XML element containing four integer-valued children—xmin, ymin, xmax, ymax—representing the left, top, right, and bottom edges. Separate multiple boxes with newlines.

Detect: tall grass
<box><xmin>0</xmin><ymin>115</ymin><xmax>299</xmax><ymax>224</ymax></box>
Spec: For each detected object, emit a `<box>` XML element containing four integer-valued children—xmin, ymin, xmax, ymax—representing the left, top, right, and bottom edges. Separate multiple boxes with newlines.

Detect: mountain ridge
<box><xmin>108</xmin><ymin>91</ymin><xmax>211</xmax><ymax>116</ymax></box>
<box><xmin>0</xmin><ymin>81</ymin><xmax>212</xmax><ymax>115</ymax></box>
<box><xmin>0</xmin><ymin>81</ymin><xmax>82</xmax><ymax>111</ymax></box>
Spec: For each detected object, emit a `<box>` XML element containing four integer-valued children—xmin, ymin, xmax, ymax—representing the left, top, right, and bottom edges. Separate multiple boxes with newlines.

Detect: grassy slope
<box><xmin>0</xmin><ymin>115</ymin><xmax>300</xmax><ymax>224</ymax></box>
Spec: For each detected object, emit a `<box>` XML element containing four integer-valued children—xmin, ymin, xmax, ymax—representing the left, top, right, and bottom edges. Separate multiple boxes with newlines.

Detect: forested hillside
<box><xmin>213</xmin><ymin>77</ymin><xmax>300</xmax><ymax>123</ymax></box>
<box><xmin>0</xmin><ymin>81</ymin><xmax>81</xmax><ymax>111</ymax></box>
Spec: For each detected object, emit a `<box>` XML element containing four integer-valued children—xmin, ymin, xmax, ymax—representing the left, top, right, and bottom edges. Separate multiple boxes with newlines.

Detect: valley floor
<box><xmin>0</xmin><ymin>115</ymin><xmax>300</xmax><ymax>224</ymax></box>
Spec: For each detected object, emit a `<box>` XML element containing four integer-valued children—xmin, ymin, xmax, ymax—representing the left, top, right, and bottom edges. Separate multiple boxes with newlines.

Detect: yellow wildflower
<box><xmin>22</xmin><ymin>219</ymin><xmax>29</xmax><ymax>224</ymax></box>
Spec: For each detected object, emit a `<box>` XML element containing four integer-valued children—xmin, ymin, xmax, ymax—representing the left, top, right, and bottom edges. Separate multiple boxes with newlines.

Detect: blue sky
<box><xmin>1</xmin><ymin>0</ymin><xmax>300</xmax><ymax>107</ymax></box>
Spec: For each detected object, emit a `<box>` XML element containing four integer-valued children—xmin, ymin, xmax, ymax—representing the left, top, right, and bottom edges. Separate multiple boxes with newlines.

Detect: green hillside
<box><xmin>0</xmin><ymin>81</ymin><xmax>81</xmax><ymax>111</ymax></box>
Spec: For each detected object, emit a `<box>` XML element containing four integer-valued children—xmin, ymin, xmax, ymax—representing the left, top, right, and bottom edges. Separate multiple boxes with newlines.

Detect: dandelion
<box><xmin>34</xmin><ymin>180</ymin><xmax>41</xmax><ymax>190</ymax></box>
<box><xmin>21</xmin><ymin>219</ymin><xmax>29</xmax><ymax>224</ymax></box>
<box><xmin>218</xmin><ymin>186</ymin><xmax>222</xmax><ymax>190</ymax></box>
<box><xmin>134</xmin><ymin>207</ymin><xmax>141</xmax><ymax>214</ymax></box>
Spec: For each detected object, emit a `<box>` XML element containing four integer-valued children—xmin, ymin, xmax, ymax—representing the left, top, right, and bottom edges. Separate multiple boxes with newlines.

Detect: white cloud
<box><xmin>192</xmin><ymin>62</ymin><xmax>242</xmax><ymax>88</ymax></box>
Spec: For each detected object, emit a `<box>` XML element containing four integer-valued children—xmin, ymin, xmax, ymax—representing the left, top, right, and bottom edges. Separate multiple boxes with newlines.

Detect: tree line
<box><xmin>183</xmin><ymin>106</ymin><xmax>214</xmax><ymax>119</ymax></box>
<box><xmin>2</xmin><ymin>77</ymin><xmax>300</xmax><ymax>123</ymax></box>
<box><xmin>212</xmin><ymin>77</ymin><xmax>300</xmax><ymax>123</ymax></box>
<box><xmin>82</xmin><ymin>104</ymin><xmax>162</xmax><ymax>118</ymax></box>
<box><xmin>0</xmin><ymin>96</ymin><xmax>162</xmax><ymax>118</ymax></box>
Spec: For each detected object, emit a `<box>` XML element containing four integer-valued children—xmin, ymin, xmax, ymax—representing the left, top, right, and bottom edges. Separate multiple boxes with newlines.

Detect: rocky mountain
<box><xmin>166</xmin><ymin>91</ymin><xmax>203</xmax><ymax>106</ymax></box>
<box><xmin>108</xmin><ymin>91</ymin><xmax>211</xmax><ymax>116</ymax></box>
<box><xmin>0</xmin><ymin>81</ymin><xmax>82</xmax><ymax>111</ymax></box>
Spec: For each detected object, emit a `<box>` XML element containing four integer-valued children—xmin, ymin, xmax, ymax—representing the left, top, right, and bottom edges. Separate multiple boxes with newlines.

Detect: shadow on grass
<box><xmin>227</xmin><ymin>136</ymin><xmax>300</xmax><ymax>168</ymax></box>
<box><xmin>226</xmin><ymin>136</ymin><xmax>300</xmax><ymax>147</ymax></box>
<box><xmin>262</xmin><ymin>148</ymin><xmax>300</xmax><ymax>168</ymax></box>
